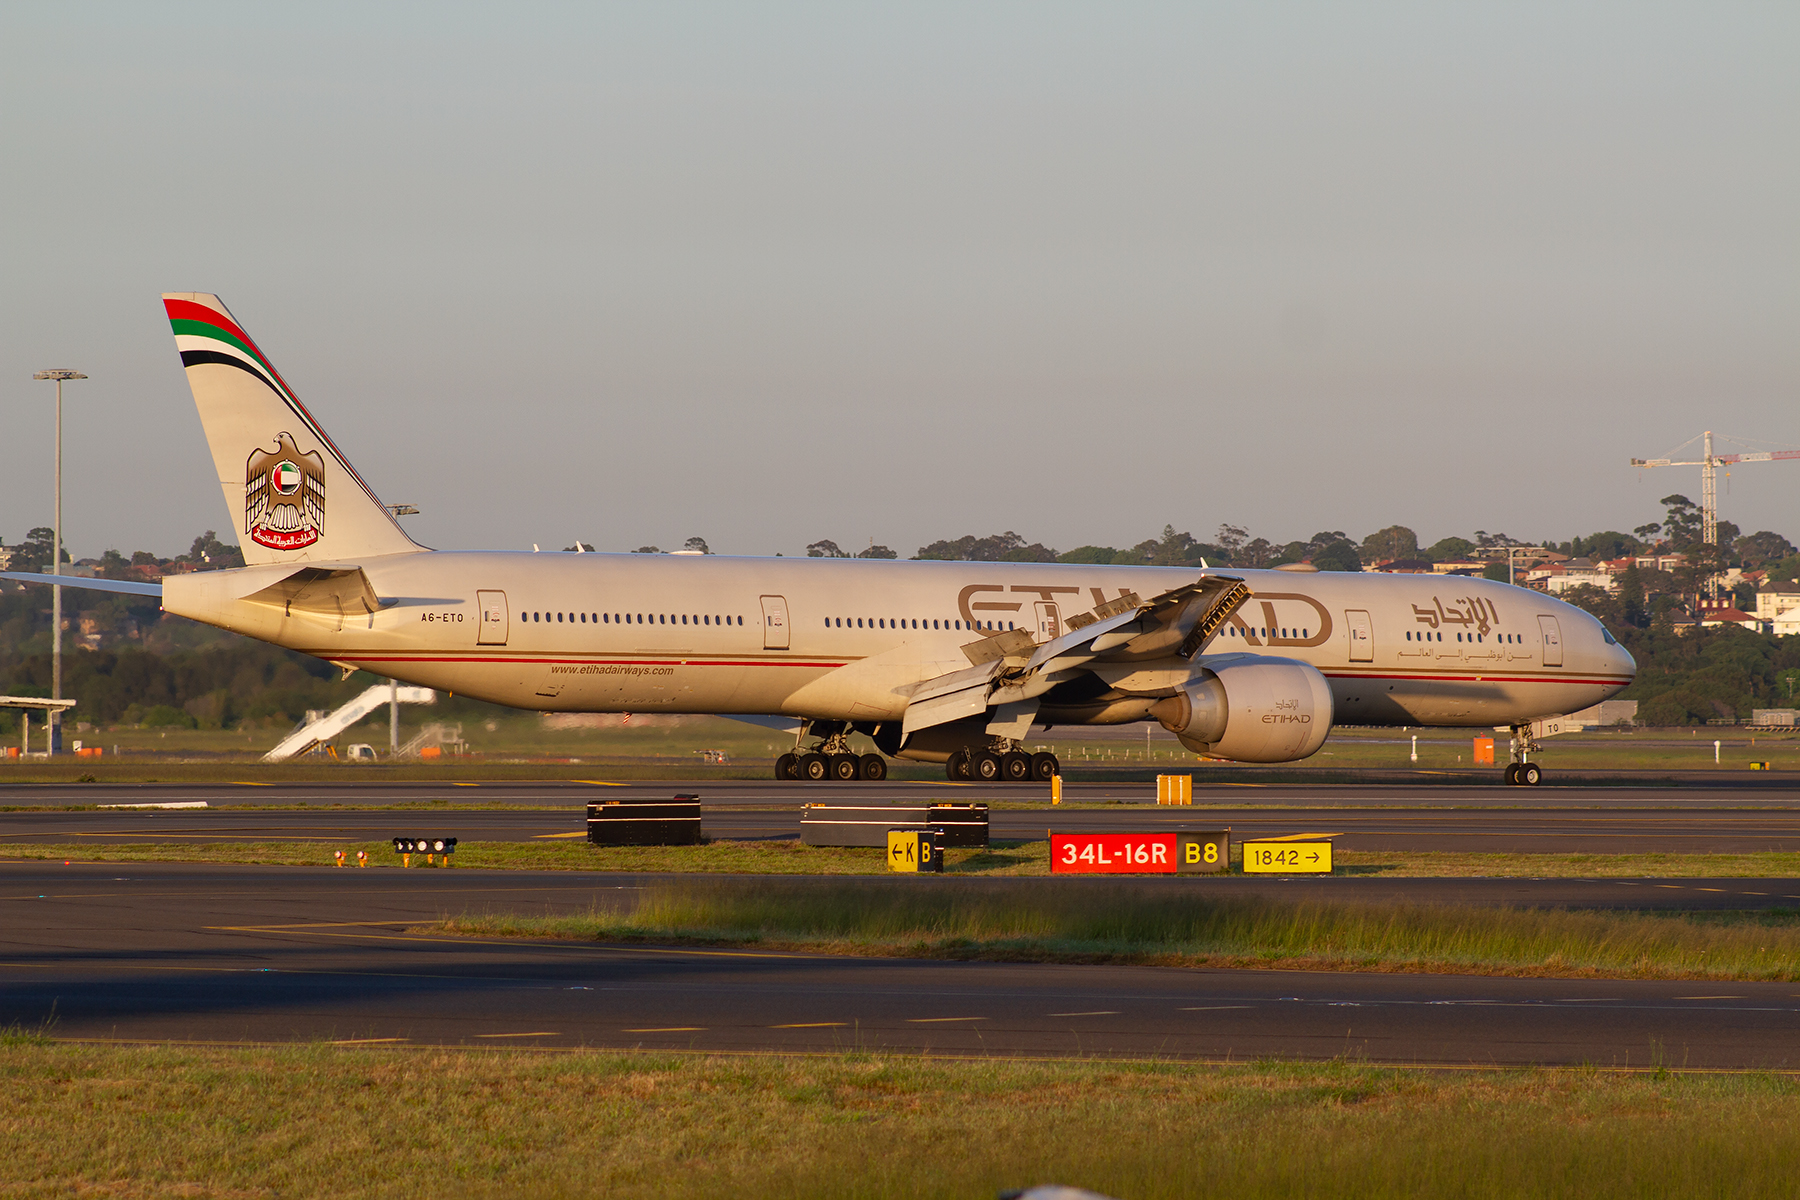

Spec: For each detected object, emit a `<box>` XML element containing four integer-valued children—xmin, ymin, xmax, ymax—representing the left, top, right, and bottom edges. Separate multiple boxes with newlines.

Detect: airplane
<box><xmin>2</xmin><ymin>293</ymin><xmax>1635</xmax><ymax>785</ymax></box>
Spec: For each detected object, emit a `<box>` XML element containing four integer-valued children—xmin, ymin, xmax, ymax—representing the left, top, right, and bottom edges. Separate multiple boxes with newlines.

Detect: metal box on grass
<box><xmin>588</xmin><ymin>793</ymin><xmax>702</xmax><ymax>846</ymax></box>
<box><xmin>801</xmin><ymin>804</ymin><xmax>989</xmax><ymax>848</ymax></box>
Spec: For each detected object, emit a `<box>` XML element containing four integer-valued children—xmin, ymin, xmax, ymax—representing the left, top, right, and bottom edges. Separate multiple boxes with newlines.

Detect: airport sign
<box><xmin>1241</xmin><ymin>840</ymin><xmax>1333</xmax><ymax>873</ymax></box>
<box><xmin>1052</xmin><ymin>831</ymin><xmax>1229</xmax><ymax>874</ymax></box>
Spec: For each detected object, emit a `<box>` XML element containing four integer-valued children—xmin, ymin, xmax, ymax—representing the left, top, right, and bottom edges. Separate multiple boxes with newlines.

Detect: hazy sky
<box><xmin>3</xmin><ymin>2</ymin><xmax>1795</xmax><ymax>561</ymax></box>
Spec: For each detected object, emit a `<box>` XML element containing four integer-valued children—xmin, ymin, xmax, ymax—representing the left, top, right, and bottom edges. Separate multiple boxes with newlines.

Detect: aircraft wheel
<box><xmin>830</xmin><ymin>754</ymin><xmax>860</xmax><ymax>782</ymax></box>
<box><xmin>1030</xmin><ymin>752</ymin><xmax>1060</xmax><ymax>782</ymax></box>
<box><xmin>1520</xmin><ymin>762</ymin><xmax>1543</xmax><ymax>786</ymax></box>
<box><xmin>775</xmin><ymin>752</ymin><xmax>798</xmax><ymax>781</ymax></box>
<box><xmin>1502</xmin><ymin>763</ymin><xmax>1519</xmax><ymax>786</ymax></box>
<box><xmin>1001</xmin><ymin>752</ymin><xmax>1032</xmax><ymax>781</ymax></box>
<box><xmin>971</xmin><ymin>751</ymin><xmax>1003</xmax><ymax>781</ymax></box>
<box><xmin>799</xmin><ymin>753</ymin><xmax>829</xmax><ymax>781</ymax></box>
<box><xmin>946</xmin><ymin>749</ymin><xmax>972</xmax><ymax>781</ymax></box>
<box><xmin>858</xmin><ymin>753</ymin><xmax>887</xmax><ymax>781</ymax></box>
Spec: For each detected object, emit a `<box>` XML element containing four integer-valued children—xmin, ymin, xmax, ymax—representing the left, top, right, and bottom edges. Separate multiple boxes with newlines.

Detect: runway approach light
<box><xmin>393</xmin><ymin>837</ymin><xmax>458</xmax><ymax>866</ymax></box>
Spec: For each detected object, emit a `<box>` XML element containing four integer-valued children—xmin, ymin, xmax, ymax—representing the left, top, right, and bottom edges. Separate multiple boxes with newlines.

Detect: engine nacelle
<box><xmin>1149</xmin><ymin>655</ymin><xmax>1333</xmax><ymax>763</ymax></box>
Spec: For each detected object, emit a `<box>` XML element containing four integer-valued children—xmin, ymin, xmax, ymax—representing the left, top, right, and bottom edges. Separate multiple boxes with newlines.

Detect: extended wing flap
<box><xmin>901</xmin><ymin>660</ymin><xmax>1003</xmax><ymax>736</ymax></box>
<box><xmin>897</xmin><ymin>575</ymin><xmax>1251</xmax><ymax>740</ymax></box>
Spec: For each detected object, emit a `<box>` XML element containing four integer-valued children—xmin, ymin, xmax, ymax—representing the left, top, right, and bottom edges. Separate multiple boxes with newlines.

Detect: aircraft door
<box><xmin>760</xmin><ymin>595</ymin><xmax>790</xmax><ymax>650</ymax></box>
<box><xmin>1034</xmin><ymin>601</ymin><xmax>1061</xmax><ymax>641</ymax></box>
<box><xmin>476</xmin><ymin>590</ymin><xmax>509</xmax><ymax>645</ymax></box>
<box><xmin>1537</xmin><ymin>615</ymin><xmax>1563</xmax><ymax>666</ymax></box>
<box><xmin>1345</xmin><ymin>609</ymin><xmax>1373</xmax><ymax>662</ymax></box>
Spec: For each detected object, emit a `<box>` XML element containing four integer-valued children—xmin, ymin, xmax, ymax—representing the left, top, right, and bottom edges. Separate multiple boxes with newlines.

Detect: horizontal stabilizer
<box><xmin>0</xmin><ymin>571</ymin><xmax>163</xmax><ymax>598</ymax></box>
<box><xmin>238</xmin><ymin>564</ymin><xmax>382</xmax><ymax>618</ymax></box>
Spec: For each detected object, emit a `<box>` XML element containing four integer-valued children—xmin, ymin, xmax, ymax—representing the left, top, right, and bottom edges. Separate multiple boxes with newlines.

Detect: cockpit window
<box><xmin>1601</xmin><ymin>627</ymin><xmax>1618</xmax><ymax>645</ymax></box>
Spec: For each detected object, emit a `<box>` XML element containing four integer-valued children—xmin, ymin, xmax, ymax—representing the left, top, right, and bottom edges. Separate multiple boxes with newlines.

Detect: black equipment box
<box><xmin>801</xmin><ymin>803</ymin><xmax>989</xmax><ymax>848</ymax></box>
<box><xmin>588</xmin><ymin>793</ymin><xmax>703</xmax><ymax>846</ymax></box>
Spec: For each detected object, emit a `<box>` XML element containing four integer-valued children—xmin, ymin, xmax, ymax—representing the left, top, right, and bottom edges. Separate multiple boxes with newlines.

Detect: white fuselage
<box><xmin>162</xmin><ymin>552</ymin><xmax>1635</xmax><ymax>735</ymax></box>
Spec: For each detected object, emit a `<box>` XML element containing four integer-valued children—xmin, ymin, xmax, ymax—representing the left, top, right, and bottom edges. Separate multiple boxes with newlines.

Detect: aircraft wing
<box><xmin>901</xmin><ymin>574</ymin><xmax>1251</xmax><ymax>737</ymax></box>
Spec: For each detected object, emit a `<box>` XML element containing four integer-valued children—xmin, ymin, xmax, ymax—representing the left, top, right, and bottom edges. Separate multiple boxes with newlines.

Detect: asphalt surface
<box><xmin>5</xmin><ymin>778</ymin><xmax>1800</xmax><ymax>810</ymax></box>
<box><xmin>5</xmin><ymin>785</ymin><xmax>1800</xmax><ymax>853</ymax></box>
<box><xmin>6</xmin><ymin>862</ymin><xmax>1800</xmax><ymax>1067</ymax></box>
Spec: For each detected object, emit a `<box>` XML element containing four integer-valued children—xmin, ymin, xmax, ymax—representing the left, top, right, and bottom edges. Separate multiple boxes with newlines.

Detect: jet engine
<box><xmin>1149</xmin><ymin>655</ymin><xmax>1333</xmax><ymax>763</ymax></box>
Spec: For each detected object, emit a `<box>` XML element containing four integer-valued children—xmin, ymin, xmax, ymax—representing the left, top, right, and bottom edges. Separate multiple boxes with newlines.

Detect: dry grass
<box><xmin>437</xmin><ymin>876</ymin><xmax>1800</xmax><ymax>980</ymax></box>
<box><xmin>3</xmin><ymin>1043</ymin><xmax>1800</xmax><ymax>1199</ymax></box>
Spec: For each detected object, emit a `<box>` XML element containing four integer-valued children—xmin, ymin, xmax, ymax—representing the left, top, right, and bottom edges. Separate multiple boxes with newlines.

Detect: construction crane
<box><xmin>1631</xmin><ymin>430</ymin><xmax>1800</xmax><ymax>596</ymax></box>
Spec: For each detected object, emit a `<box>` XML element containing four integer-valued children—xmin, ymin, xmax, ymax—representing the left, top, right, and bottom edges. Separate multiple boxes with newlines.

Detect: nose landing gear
<box><xmin>1503</xmin><ymin>725</ymin><xmax>1545</xmax><ymax>786</ymax></box>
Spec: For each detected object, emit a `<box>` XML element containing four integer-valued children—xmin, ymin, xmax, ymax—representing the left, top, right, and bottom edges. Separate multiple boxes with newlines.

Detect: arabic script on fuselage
<box><xmin>1411</xmin><ymin>595</ymin><xmax>1500</xmax><ymax>636</ymax></box>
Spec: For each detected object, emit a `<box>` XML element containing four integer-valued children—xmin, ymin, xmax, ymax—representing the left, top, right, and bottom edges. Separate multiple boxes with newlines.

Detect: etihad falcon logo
<box><xmin>245</xmin><ymin>433</ymin><xmax>325</xmax><ymax>550</ymax></box>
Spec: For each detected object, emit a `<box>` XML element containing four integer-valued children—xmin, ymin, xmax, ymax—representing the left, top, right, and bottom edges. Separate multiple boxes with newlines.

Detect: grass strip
<box><xmin>7</xmin><ymin>838</ymin><xmax>1800</xmax><ymax>880</ymax></box>
<box><xmin>3</xmin><ymin>1043</ymin><xmax>1800</xmax><ymax>1199</ymax></box>
<box><xmin>437</xmin><ymin>877</ymin><xmax>1800</xmax><ymax>980</ymax></box>
<box><xmin>0</xmin><ymin>839</ymin><xmax>1034</xmax><ymax>874</ymax></box>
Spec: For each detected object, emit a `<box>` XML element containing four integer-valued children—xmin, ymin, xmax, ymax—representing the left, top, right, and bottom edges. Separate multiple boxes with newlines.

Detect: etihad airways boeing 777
<box><xmin>3</xmin><ymin>294</ymin><xmax>1635</xmax><ymax>784</ymax></box>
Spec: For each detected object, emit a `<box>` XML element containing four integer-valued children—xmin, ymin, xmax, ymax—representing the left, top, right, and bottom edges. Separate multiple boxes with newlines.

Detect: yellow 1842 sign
<box><xmin>1241</xmin><ymin>841</ymin><xmax>1333</xmax><ymax>874</ymax></box>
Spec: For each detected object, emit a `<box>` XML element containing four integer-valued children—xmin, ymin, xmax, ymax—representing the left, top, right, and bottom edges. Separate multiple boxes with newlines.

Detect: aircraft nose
<box><xmin>1612</xmin><ymin>641</ymin><xmax>1637</xmax><ymax>678</ymax></box>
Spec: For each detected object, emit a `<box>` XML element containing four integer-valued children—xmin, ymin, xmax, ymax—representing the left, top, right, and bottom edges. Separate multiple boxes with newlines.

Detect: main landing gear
<box><xmin>774</xmin><ymin>721</ymin><xmax>888</xmax><ymax>782</ymax></box>
<box><xmin>945</xmin><ymin>742</ymin><xmax>1060</xmax><ymax>783</ymax></box>
<box><xmin>1503</xmin><ymin>724</ymin><xmax>1544</xmax><ymax>787</ymax></box>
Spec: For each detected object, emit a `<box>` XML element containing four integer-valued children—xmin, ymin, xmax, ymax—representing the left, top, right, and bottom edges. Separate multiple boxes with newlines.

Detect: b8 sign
<box><xmin>1051</xmin><ymin>831</ymin><xmax>1230</xmax><ymax>875</ymax></box>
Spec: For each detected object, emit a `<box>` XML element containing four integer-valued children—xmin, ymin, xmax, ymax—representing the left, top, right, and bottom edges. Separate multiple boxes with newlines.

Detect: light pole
<box><xmin>33</xmin><ymin>369</ymin><xmax>85</xmax><ymax>754</ymax></box>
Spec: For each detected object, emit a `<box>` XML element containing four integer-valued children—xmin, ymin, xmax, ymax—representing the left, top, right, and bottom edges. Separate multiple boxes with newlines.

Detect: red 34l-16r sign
<box><xmin>1050</xmin><ymin>831</ymin><xmax>1229</xmax><ymax>875</ymax></box>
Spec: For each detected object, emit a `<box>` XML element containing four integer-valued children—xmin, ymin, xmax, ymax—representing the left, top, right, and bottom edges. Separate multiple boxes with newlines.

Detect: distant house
<box><xmin>1540</xmin><ymin>558</ymin><xmax>1618</xmax><ymax>595</ymax></box>
<box><xmin>1754</xmin><ymin>583</ymin><xmax>1800</xmax><ymax>622</ymax></box>
<box><xmin>0</xmin><ymin>545</ymin><xmax>11</xmax><ymax>571</ymax></box>
<box><xmin>1430</xmin><ymin>559</ymin><xmax>1490</xmax><ymax>577</ymax></box>
<box><xmin>1699</xmin><ymin>604</ymin><xmax>1763</xmax><ymax>632</ymax></box>
<box><xmin>1371</xmin><ymin>558</ymin><xmax>1436</xmax><ymax>574</ymax></box>
<box><xmin>1773</xmin><ymin>611</ymin><xmax>1800</xmax><ymax>638</ymax></box>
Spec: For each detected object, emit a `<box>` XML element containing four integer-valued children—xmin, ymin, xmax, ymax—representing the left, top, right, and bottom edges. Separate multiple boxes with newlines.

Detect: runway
<box><xmin>5</xmin><ymin>862</ymin><xmax>1800</xmax><ymax>1068</ymax></box>
<box><xmin>6</xmin><ymin>778</ymin><xmax>1800</xmax><ymax>810</ymax></box>
<box><xmin>5</xmin><ymin>788</ymin><xmax>1800</xmax><ymax>853</ymax></box>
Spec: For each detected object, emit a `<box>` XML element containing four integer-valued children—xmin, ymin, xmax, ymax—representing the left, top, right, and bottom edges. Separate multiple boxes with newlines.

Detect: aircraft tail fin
<box><xmin>163</xmin><ymin>293</ymin><xmax>422</xmax><ymax>566</ymax></box>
